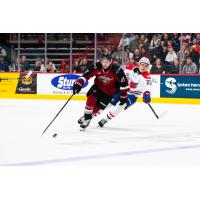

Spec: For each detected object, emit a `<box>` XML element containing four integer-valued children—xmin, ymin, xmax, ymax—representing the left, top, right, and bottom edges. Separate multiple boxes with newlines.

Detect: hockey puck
<box><xmin>53</xmin><ymin>133</ymin><xmax>58</xmax><ymax>138</ymax></box>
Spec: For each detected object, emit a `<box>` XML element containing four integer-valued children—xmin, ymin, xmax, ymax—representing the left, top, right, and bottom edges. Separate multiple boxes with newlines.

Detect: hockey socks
<box><xmin>98</xmin><ymin>103</ymin><xmax>126</xmax><ymax>127</ymax></box>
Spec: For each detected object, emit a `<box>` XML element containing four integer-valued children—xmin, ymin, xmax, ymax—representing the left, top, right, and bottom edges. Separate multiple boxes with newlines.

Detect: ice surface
<box><xmin>0</xmin><ymin>99</ymin><xmax>200</xmax><ymax>165</ymax></box>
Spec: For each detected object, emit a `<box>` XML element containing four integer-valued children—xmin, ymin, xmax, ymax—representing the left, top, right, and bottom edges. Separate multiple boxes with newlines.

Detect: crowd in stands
<box><xmin>110</xmin><ymin>33</ymin><xmax>200</xmax><ymax>74</ymax></box>
<box><xmin>1</xmin><ymin>33</ymin><xmax>200</xmax><ymax>74</ymax></box>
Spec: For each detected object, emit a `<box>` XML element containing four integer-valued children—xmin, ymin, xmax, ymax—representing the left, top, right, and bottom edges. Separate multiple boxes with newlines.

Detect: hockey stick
<box><xmin>147</xmin><ymin>103</ymin><xmax>159</xmax><ymax>119</ymax></box>
<box><xmin>41</xmin><ymin>94</ymin><xmax>74</xmax><ymax>136</ymax></box>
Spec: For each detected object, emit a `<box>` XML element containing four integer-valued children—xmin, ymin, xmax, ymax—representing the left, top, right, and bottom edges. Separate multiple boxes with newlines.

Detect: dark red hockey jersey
<box><xmin>79</xmin><ymin>62</ymin><xmax>129</xmax><ymax>96</ymax></box>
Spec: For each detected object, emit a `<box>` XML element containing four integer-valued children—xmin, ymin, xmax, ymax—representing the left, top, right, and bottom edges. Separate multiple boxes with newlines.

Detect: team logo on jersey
<box><xmin>165</xmin><ymin>77</ymin><xmax>177</xmax><ymax>94</ymax></box>
<box><xmin>99</xmin><ymin>76</ymin><xmax>113</xmax><ymax>85</ymax></box>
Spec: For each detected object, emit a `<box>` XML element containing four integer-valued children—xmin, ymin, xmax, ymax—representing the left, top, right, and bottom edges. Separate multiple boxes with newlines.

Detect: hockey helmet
<box><xmin>139</xmin><ymin>57</ymin><xmax>150</xmax><ymax>66</ymax></box>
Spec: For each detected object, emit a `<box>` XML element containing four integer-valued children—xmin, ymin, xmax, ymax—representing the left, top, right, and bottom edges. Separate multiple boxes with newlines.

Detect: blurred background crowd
<box><xmin>0</xmin><ymin>33</ymin><xmax>200</xmax><ymax>74</ymax></box>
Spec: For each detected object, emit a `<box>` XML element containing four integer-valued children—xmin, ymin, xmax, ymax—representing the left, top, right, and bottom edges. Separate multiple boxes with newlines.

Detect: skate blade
<box><xmin>80</xmin><ymin>127</ymin><xmax>86</xmax><ymax>131</ymax></box>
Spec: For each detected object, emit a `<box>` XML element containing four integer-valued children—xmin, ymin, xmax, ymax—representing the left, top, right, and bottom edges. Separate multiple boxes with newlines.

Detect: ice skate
<box><xmin>78</xmin><ymin>116</ymin><xmax>84</xmax><ymax>124</ymax></box>
<box><xmin>80</xmin><ymin>119</ymin><xmax>91</xmax><ymax>131</ymax></box>
<box><xmin>98</xmin><ymin>118</ymin><xmax>108</xmax><ymax>127</ymax></box>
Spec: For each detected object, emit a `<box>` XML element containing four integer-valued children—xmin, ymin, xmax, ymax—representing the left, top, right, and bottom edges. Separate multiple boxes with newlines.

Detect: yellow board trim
<box><xmin>0</xmin><ymin>94</ymin><xmax>86</xmax><ymax>100</ymax></box>
<box><xmin>137</xmin><ymin>97</ymin><xmax>200</xmax><ymax>105</ymax></box>
<box><xmin>0</xmin><ymin>94</ymin><xmax>199</xmax><ymax>104</ymax></box>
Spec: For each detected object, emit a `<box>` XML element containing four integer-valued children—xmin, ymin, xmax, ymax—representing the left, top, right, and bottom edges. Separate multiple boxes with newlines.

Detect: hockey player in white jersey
<box><xmin>98</xmin><ymin>57</ymin><xmax>151</xmax><ymax>127</ymax></box>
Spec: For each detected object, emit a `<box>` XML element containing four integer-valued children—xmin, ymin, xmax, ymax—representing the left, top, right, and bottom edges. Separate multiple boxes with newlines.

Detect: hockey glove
<box><xmin>143</xmin><ymin>91</ymin><xmax>151</xmax><ymax>104</ymax></box>
<box><xmin>119</xmin><ymin>95</ymin><xmax>127</xmax><ymax>106</ymax></box>
<box><xmin>73</xmin><ymin>79</ymin><xmax>84</xmax><ymax>95</ymax></box>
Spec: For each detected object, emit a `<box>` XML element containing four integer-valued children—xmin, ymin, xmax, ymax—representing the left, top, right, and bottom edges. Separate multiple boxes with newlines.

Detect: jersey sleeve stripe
<box><xmin>79</xmin><ymin>77</ymin><xmax>86</xmax><ymax>83</ymax></box>
<box><xmin>120</xmin><ymin>86</ymin><xmax>130</xmax><ymax>90</ymax></box>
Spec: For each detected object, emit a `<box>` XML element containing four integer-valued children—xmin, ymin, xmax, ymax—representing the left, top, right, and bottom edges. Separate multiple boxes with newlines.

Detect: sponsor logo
<box><xmin>51</xmin><ymin>74</ymin><xmax>88</xmax><ymax>90</ymax></box>
<box><xmin>18</xmin><ymin>87</ymin><xmax>32</xmax><ymax>92</ymax></box>
<box><xmin>21</xmin><ymin>77</ymin><xmax>33</xmax><ymax>85</ymax></box>
<box><xmin>165</xmin><ymin>77</ymin><xmax>177</xmax><ymax>94</ymax></box>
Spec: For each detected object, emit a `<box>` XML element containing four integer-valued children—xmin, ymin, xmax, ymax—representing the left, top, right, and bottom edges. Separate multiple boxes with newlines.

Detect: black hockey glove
<box><xmin>119</xmin><ymin>95</ymin><xmax>127</xmax><ymax>106</ymax></box>
<box><xmin>73</xmin><ymin>79</ymin><xmax>84</xmax><ymax>95</ymax></box>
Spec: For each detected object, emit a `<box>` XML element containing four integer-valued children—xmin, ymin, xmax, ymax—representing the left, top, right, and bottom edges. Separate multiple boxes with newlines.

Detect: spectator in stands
<box><xmin>165</xmin><ymin>46</ymin><xmax>177</xmax><ymax>65</ymax></box>
<box><xmin>96</xmin><ymin>47</ymin><xmax>103</xmax><ymax>62</ymax></box>
<box><xmin>40</xmin><ymin>64</ymin><xmax>47</xmax><ymax>72</ymax></box>
<box><xmin>72</xmin><ymin>60</ymin><xmax>80</xmax><ymax>73</ymax></box>
<box><xmin>141</xmin><ymin>47</ymin><xmax>150</xmax><ymax>59</ymax></box>
<box><xmin>161</xmin><ymin>33</ymin><xmax>170</xmax><ymax>46</ymax></box>
<box><xmin>195</xmin><ymin>33</ymin><xmax>200</xmax><ymax>44</ymax></box>
<box><xmin>74</xmin><ymin>57</ymin><xmax>88</xmax><ymax>73</ymax></box>
<box><xmin>150</xmin><ymin>38</ymin><xmax>163</xmax><ymax>63</ymax></box>
<box><xmin>165</xmin><ymin>58</ymin><xmax>180</xmax><ymax>74</ymax></box>
<box><xmin>157</xmin><ymin>46</ymin><xmax>168</xmax><ymax>64</ymax></box>
<box><xmin>192</xmin><ymin>38</ymin><xmax>198</xmax><ymax>46</ymax></box>
<box><xmin>107</xmin><ymin>46</ymin><xmax>112</xmax><ymax>55</ymax></box>
<box><xmin>138</xmin><ymin>43</ymin><xmax>143</xmax><ymax>53</ymax></box>
<box><xmin>132</xmin><ymin>48</ymin><xmax>141</xmax><ymax>62</ymax></box>
<box><xmin>0</xmin><ymin>56</ymin><xmax>9</xmax><ymax>72</ymax></box>
<box><xmin>182</xmin><ymin>57</ymin><xmax>198</xmax><ymax>74</ymax></box>
<box><xmin>128</xmin><ymin>50</ymin><xmax>134</xmax><ymax>59</ymax></box>
<box><xmin>139</xmin><ymin>34</ymin><xmax>149</xmax><ymax>49</ymax></box>
<box><xmin>124</xmin><ymin>47</ymin><xmax>130</xmax><ymax>61</ymax></box>
<box><xmin>0</xmin><ymin>45</ymin><xmax>7</xmax><ymax>57</ymax></box>
<box><xmin>167</xmin><ymin>40</ymin><xmax>173</xmax><ymax>48</ymax></box>
<box><xmin>177</xmin><ymin>44</ymin><xmax>188</xmax><ymax>66</ymax></box>
<box><xmin>123</xmin><ymin>57</ymin><xmax>129</xmax><ymax>67</ymax></box>
<box><xmin>179</xmin><ymin>33</ymin><xmax>191</xmax><ymax>44</ymax></box>
<box><xmin>172</xmin><ymin>33</ymin><xmax>180</xmax><ymax>51</ymax></box>
<box><xmin>47</xmin><ymin>61</ymin><xmax>57</xmax><ymax>72</ymax></box>
<box><xmin>34</xmin><ymin>56</ymin><xmax>44</xmax><ymax>71</ymax></box>
<box><xmin>21</xmin><ymin>55</ymin><xmax>31</xmax><ymax>71</ymax></box>
<box><xmin>118</xmin><ymin>34</ymin><xmax>129</xmax><ymax>48</ymax></box>
<box><xmin>172</xmin><ymin>58</ymin><xmax>180</xmax><ymax>74</ymax></box>
<box><xmin>112</xmin><ymin>46</ymin><xmax>123</xmax><ymax>64</ymax></box>
<box><xmin>149</xmin><ymin>34</ymin><xmax>161</xmax><ymax>51</ymax></box>
<box><xmin>128</xmin><ymin>33</ymin><xmax>136</xmax><ymax>44</ymax></box>
<box><xmin>129</xmin><ymin>34</ymin><xmax>140</xmax><ymax>52</ymax></box>
<box><xmin>10</xmin><ymin>58</ymin><xmax>21</xmax><ymax>72</ymax></box>
<box><xmin>61</xmin><ymin>62</ymin><xmax>70</xmax><ymax>73</ymax></box>
<box><xmin>188</xmin><ymin>45</ymin><xmax>199</xmax><ymax>67</ymax></box>
<box><xmin>150</xmin><ymin>58</ymin><xmax>165</xmax><ymax>74</ymax></box>
<box><xmin>102</xmin><ymin>47</ymin><xmax>109</xmax><ymax>55</ymax></box>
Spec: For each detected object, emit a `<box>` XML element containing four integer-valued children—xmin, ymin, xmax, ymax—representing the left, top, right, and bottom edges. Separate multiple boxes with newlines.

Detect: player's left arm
<box><xmin>118</xmin><ymin>68</ymin><xmax>129</xmax><ymax>105</ymax></box>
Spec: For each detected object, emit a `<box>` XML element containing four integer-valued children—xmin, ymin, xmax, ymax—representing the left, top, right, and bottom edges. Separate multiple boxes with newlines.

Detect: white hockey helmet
<box><xmin>139</xmin><ymin>57</ymin><xmax>150</xmax><ymax>66</ymax></box>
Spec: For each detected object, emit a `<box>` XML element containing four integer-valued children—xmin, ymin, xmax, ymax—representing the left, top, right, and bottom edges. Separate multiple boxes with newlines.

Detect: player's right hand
<box><xmin>73</xmin><ymin>79</ymin><xmax>83</xmax><ymax>95</ymax></box>
<box><xmin>119</xmin><ymin>96</ymin><xmax>127</xmax><ymax>105</ymax></box>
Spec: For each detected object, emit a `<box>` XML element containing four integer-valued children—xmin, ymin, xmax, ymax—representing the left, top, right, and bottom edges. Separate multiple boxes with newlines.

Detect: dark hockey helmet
<box><xmin>101</xmin><ymin>53</ymin><xmax>112</xmax><ymax>62</ymax></box>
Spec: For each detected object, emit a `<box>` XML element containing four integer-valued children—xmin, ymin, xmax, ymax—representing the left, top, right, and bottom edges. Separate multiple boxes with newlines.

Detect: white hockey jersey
<box><xmin>124</xmin><ymin>65</ymin><xmax>151</xmax><ymax>97</ymax></box>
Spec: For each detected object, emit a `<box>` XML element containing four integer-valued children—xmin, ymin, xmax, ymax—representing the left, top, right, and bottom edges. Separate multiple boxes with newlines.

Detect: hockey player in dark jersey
<box><xmin>98</xmin><ymin>57</ymin><xmax>151</xmax><ymax>127</ymax></box>
<box><xmin>73</xmin><ymin>54</ymin><xmax>129</xmax><ymax>131</ymax></box>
